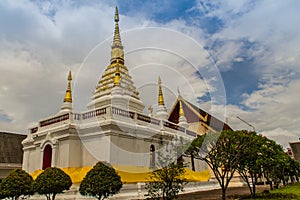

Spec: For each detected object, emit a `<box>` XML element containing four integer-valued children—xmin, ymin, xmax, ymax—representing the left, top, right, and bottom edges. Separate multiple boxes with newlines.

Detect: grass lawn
<box><xmin>239</xmin><ymin>182</ymin><xmax>300</xmax><ymax>199</ymax></box>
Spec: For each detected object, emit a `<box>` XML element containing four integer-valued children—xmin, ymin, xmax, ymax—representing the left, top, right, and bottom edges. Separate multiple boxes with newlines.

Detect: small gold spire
<box><xmin>158</xmin><ymin>76</ymin><xmax>165</xmax><ymax>106</ymax></box>
<box><xmin>179</xmin><ymin>100</ymin><xmax>185</xmax><ymax>117</ymax></box>
<box><xmin>64</xmin><ymin>71</ymin><xmax>72</xmax><ymax>103</ymax></box>
<box><xmin>111</xmin><ymin>6</ymin><xmax>124</xmax><ymax>65</ymax></box>
<box><xmin>114</xmin><ymin>6</ymin><xmax>119</xmax><ymax>22</ymax></box>
<box><xmin>113</xmin><ymin>64</ymin><xmax>121</xmax><ymax>86</ymax></box>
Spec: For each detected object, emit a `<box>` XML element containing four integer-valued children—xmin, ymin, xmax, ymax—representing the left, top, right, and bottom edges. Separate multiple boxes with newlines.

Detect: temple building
<box><xmin>290</xmin><ymin>141</ymin><xmax>300</xmax><ymax>162</ymax></box>
<box><xmin>22</xmin><ymin>7</ymin><xmax>231</xmax><ymax>185</ymax></box>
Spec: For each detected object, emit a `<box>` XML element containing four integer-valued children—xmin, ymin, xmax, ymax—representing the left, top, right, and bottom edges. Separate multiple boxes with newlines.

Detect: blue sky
<box><xmin>115</xmin><ymin>0</ymin><xmax>274</xmax><ymax>105</ymax></box>
<box><xmin>0</xmin><ymin>0</ymin><xmax>299</xmax><ymax>148</ymax></box>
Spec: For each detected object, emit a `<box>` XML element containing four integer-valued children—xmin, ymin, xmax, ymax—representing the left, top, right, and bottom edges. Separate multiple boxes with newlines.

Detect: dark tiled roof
<box><xmin>0</xmin><ymin>132</ymin><xmax>26</xmax><ymax>164</ymax></box>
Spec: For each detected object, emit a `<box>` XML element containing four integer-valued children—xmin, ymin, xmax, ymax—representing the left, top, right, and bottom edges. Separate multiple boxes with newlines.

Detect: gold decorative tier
<box><xmin>92</xmin><ymin>6</ymin><xmax>140</xmax><ymax>100</ymax></box>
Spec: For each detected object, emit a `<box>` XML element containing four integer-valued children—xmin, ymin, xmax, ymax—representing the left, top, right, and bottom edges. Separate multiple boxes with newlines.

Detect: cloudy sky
<box><xmin>0</xmin><ymin>0</ymin><xmax>299</xmax><ymax>148</ymax></box>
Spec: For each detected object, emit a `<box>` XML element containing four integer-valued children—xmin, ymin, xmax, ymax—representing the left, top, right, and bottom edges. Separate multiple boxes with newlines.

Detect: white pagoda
<box><xmin>22</xmin><ymin>7</ymin><xmax>231</xmax><ymax>186</ymax></box>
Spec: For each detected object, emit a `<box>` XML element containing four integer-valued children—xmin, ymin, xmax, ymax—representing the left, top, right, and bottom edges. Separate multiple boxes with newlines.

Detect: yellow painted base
<box><xmin>30</xmin><ymin>165</ymin><xmax>210</xmax><ymax>184</ymax></box>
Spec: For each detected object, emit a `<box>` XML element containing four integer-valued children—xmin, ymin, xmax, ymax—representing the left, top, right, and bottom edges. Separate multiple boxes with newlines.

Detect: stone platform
<box><xmin>29</xmin><ymin>181</ymin><xmax>221</xmax><ymax>200</ymax></box>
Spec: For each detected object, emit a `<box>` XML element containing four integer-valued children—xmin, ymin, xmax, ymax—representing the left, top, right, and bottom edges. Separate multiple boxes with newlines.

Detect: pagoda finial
<box><xmin>158</xmin><ymin>76</ymin><xmax>165</xmax><ymax>106</ymax></box>
<box><xmin>64</xmin><ymin>71</ymin><xmax>72</xmax><ymax>103</ymax></box>
<box><xmin>155</xmin><ymin>76</ymin><xmax>168</xmax><ymax>120</ymax></box>
<box><xmin>115</xmin><ymin>6</ymin><xmax>119</xmax><ymax>22</ymax></box>
<box><xmin>178</xmin><ymin>87</ymin><xmax>184</xmax><ymax>116</ymax></box>
<box><xmin>111</xmin><ymin>6</ymin><xmax>124</xmax><ymax>65</ymax></box>
<box><xmin>179</xmin><ymin>99</ymin><xmax>185</xmax><ymax>117</ymax></box>
<box><xmin>178</xmin><ymin>97</ymin><xmax>188</xmax><ymax>128</ymax></box>
<box><xmin>177</xmin><ymin>87</ymin><xmax>182</xmax><ymax>99</ymax></box>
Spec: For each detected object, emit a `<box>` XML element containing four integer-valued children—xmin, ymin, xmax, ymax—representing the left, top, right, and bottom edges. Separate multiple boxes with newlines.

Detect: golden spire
<box><xmin>113</xmin><ymin>64</ymin><xmax>121</xmax><ymax>86</ymax></box>
<box><xmin>179</xmin><ymin>99</ymin><xmax>185</xmax><ymax>117</ymax></box>
<box><xmin>177</xmin><ymin>87</ymin><xmax>184</xmax><ymax>116</ymax></box>
<box><xmin>111</xmin><ymin>6</ymin><xmax>124</xmax><ymax>65</ymax></box>
<box><xmin>158</xmin><ymin>76</ymin><xmax>165</xmax><ymax>106</ymax></box>
<box><xmin>64</xmin><ymin>71</ymin><xmax>72</xmax><ymax>103</ymax></box>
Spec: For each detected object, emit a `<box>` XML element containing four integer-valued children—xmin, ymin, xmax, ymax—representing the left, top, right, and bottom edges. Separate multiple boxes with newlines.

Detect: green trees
<box><xmin>34</xmin><ymin>167</ymin><xmax>72</xmax><ymax>200</ymax></box>
<box><xmin>79</xmin><ymin>162</ymin><xmax>122</xmax><ymax>200</ymax></box>
<box><xmin>186</xmin><ymin>130</ymin><xmax>248</xmax><ymax>200</ymax></box>
<box><xmin>235</xmin><ymin>131</ymin><xmax>265</xmax><ymax>198</ymax></box>
<box><xmin>288</xmin><ymin>158</ymin><xmax>300</xmax><ymax>182</ymax></box>
<box><xmin>236</xmin><ymin>132</ymin><xmax>300</xmax><ymax>195</ymax></box>
<box><xmin>0</xmin><ymin>169</ymin><xmax>34</xmax><ymax>200</ymax></box>
<box><xmin>258</xmin><ymin>137</ymin><xmax>287</xmax><ymax>190</ymax></box>
<box><xmin>187</xmin><ymin>129</ymin><xmax>300</xmax><ymax>199</ymax></box>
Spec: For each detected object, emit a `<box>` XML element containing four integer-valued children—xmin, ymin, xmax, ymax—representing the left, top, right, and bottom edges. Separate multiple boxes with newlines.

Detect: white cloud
<box><xmin>224</xmin><ymin>79</ymin><xmax>300</xmax><ymax>148</ymax></box>
<box><xmin>0</xmin><ymin>1</ymin><xmax>215</xmax><ymax>134</ymax></box>
<box><xmin>0</xmin><ymin>0</ymin><xmax>117</xmax><ymax>132</ymax></box>
<box><xmin>1</xmin><ymin>0</ymin><xmax>299</xmax><ymax>150</ymax></box>
<box><xmin>187</xmin><ymin>0</ymin><xmax>300</xmax><ymax>147</ymax></box>
<box><xmin>210</xmin><ymin>0</ymin><xmax>300</xmax><ymax>75</ymax></box>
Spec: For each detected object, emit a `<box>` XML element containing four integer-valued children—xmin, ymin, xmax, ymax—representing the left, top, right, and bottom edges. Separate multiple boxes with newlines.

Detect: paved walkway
<box><xmin>177</xmin><ymin>185</ymin><xmax>269</xmax><ymax>200</ymax></box>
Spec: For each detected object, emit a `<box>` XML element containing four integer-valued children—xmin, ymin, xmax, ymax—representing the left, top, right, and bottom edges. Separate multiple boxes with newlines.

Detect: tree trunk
<box><xmin>243</xmin><ymin>175</ymin><xmax>253</xmax><ymax>196</ymax></box>
<box><xmin>191</xmin><ymin>154</ymin><xmax>195</xmax><ymax>171</ymax></box>
<box><xmin>52</xmin><ymin>193</ymin><xmax>56</xmax><ymax>200</ymax></box>
<box><xmin>290</xmin><ymin>176</ymin><xmax>294</xmax><ymax>183</ymax></box>
<box><xmin>252</xmin><ymin>176</ymin><xmax>257</xmax><ymax>198</ymax></box>
<box><xmin>252</xmin><ymin>183</ymin><xmax>256</xmax><ymax>198</ymax></box>
<box><xmin>269</xmin><ymin>181</ymin><xmax>273</xmax><ymax>190</ymax></box>
<box><xmin>221</xmin><ymin>187</ymin><xmax>226</xmax><ymax>200</ymax></box>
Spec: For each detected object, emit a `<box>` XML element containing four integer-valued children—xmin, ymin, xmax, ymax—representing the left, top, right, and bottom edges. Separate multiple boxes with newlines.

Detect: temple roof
<box><xmin>168</xmin><ymin>97</ymin><xmax>232</xmax><ymax>132</ymax></box>
<box><xmin>0</xmin><ymin>132</ymin><xmax>26</xmax><ymax>164</ymax></box>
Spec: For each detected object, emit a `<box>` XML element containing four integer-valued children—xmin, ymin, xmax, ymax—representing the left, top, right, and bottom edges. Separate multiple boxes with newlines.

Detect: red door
<box><xmin>42</xmin><ymin>144</ymin><xmax>52</xmax><ymax>170</ymax></box>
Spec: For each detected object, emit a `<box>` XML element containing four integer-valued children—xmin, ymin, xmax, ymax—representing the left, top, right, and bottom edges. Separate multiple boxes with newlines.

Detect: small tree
<box><xmin>186</xmin><ymin>130</ymin><xmax>248</xmax><ymax>200</ymax></box>
<box><xmin>145</xmin><ymin>162</ymin><xmax>186</xmax><ymax>200</ymax></box>
<box><xmin>145</xmin><ymin>139</ymin><xmax>188</xmax><ymax>200</ymax></box>
<box><xmin>0</xmin><ymin>169</ymin><xmax>34</xmax><ymax>200</ymax></box>
<box><xmin>34</xmin><ymin>167</ymin><xmax>72</xmax><ymax>200</ymax></box>
<box><xmin>79</xmin><ymin>162</ymin><xmax>123</xmax><ymax>200</ymax></box>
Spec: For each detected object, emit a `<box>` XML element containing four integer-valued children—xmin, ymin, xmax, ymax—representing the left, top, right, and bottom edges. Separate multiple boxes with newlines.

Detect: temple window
<box><xmin>150</xmin><ymin>144</ymin><xmax>155</xmax><ymax>169</ymax></box>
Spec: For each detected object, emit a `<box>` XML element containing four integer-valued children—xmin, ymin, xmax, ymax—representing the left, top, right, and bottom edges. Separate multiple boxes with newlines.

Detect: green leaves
<box><xmin>34</xmin><ymin>167</ymin><xmax>72</xmax><ymax>200</ymax></box>
<box><xmin>186</xmin><ymin>130</ymin><xmax>262</xmax><ymax>200</ymax></box>
<box><xmin>79</xmin><ymin>162</ymin><xmax>122</xmax><ymax>200</ymax></box>
<box><xmin>187</xmin><ymin>130</ymin><xmax>300</xmax><ymax>199</ymax></box>
<box><xmin>0</xmin><ymin>169</ymin><xmax>34</xmax><ymax>200</ymax></box>
<box><xmin>145</xmin><ymin>141</ymin><xmax>187</xmax><ymax>200</ymax></box>
<box><xmin>145</xmin><ymin>163</ymin><xmax>187</xmax><ymax>200</ymax></box>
